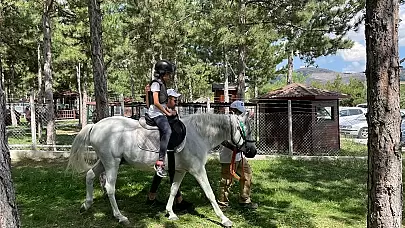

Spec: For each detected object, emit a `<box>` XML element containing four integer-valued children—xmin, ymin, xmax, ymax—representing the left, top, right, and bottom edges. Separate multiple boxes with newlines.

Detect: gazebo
<box><xmin>211</xmin><ymin>83</ymin><xmax>238</xmax><ymax>102</ymax></box>
<box><xmin>251</xmin><ymin>83</ymin><xmax>348</xmax><ymax>155</ymax></box>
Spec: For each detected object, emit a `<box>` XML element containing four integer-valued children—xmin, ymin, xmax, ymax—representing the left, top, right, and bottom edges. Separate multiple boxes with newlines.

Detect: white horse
<box><xmin>67</xmin><ymin>112</ymin><xmax>257</xmax><ymax>227</ymax></box>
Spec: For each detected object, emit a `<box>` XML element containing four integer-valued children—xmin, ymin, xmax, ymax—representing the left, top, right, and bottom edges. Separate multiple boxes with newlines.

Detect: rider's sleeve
<box><xmin>150</xmin><ymin>82</ymin><xmax>160</xmax><ymax>92</ymax></box>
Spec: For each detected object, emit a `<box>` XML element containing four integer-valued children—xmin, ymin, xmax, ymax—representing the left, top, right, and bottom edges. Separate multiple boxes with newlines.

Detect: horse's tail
<box><xmin>67</xmin><ymin>124</ymin><xmax>95</xmax><ymax>173</ymax></box>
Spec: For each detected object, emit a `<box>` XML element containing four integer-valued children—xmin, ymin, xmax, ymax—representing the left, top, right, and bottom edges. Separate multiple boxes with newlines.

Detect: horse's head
<box><xmin>229</xmin><ymin>111</ymin><xmax>257</xmax><ymax>158</ymax></box>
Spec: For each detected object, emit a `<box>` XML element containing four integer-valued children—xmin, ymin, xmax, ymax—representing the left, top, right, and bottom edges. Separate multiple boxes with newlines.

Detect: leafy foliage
<box><xmin>311</xmin><ymin>75</ymin><xmax>366</xmax><ymax>106</ymax></box>
<box><xmin>260</xmin><ymin>72</ymin><xmax>308</xmax><ymax>95</ymax></box>
<box><xmin>1</xmin><ymin>0</ymin><xmax>373</xmax><ymax>102</ymax></box>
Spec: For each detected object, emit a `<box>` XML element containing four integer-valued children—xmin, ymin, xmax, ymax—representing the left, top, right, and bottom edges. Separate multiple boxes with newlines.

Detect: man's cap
<box><xmin>167</xmin><ymin>89</ymin><xmax>181</xmax><ymax>98</ymax></box>
<box><xmin>230</xmin><ymin>100</ymin><xmax>246</xmax><ymax>113</ymax></box>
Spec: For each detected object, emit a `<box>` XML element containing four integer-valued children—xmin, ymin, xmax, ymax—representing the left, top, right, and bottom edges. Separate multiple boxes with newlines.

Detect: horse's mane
<box><xmin>181</xmin><ymin>113</ymin><xmax>230</xmax><ymax>142</ymax></box>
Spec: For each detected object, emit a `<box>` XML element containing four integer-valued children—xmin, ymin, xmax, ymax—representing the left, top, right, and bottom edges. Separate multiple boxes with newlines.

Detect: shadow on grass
<box><xmin>12</xmin><ymin>157</ymin><xmax>370</xmax><ymax>228</ymax></box>
<box><xmin>256</xmin><ymin>157</ymin><xmax>368</xmax><ymax>226</ymax></box>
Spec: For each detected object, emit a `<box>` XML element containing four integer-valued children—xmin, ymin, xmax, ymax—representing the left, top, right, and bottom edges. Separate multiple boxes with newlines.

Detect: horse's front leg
<box><xmin>166</xmin><ymin>170</ymin><xmax>186</xmax><ymax>220</ymax></box>
<box><xmin>189</xmin><ymin>167</ymin><xmax>233</xmax><ymax>228</ymax></box>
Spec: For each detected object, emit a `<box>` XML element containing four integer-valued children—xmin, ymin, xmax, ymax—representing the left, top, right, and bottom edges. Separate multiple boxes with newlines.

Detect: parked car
<box><xmin>355</xmin><ymin>103</ymin><xmax>405</xmax><ymax>117</ymax></box>
<box><xmin>341</xmin><ymin>110</ymin><xmax>405</xmax><ymax>140</ymax></box>
<box><xmin>339</xmin><ymin>107</ymin><xmax>367</xmax><ymax>122</ymax></box>
<box><xmin>339</xmin><ymin>114</ymin><xmax>368</xmax><ymax>139</ymax></box>
<box><xmin>356</xmin><ymin>103</ymin><xmax>367</xmax><ymax>108</ymax></box>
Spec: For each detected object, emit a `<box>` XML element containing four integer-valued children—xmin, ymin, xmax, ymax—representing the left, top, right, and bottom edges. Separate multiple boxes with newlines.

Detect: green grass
<box><xmin>339</xmin><ymin>138</ymin><xmax>367</xmax><ymax>156</ymax></box>
<box><xmin>13</xmin><ymin>158</ymin><xmax>373</xmax><ymax>228</ymax></box>
<box><xmin>7</xmin><ymin>122</ymin><xmax>80</xmax><ymax>145</ymax></box>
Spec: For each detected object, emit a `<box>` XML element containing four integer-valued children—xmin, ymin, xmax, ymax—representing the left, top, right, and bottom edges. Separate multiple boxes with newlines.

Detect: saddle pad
<box><xmin>135</xmin><ymin>128</ymin><xmax>160</xmax><ymax>152</ymax></box>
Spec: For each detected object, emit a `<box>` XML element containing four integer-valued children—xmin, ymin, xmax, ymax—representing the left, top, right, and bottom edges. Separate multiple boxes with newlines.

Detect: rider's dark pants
<box><xmin>153</xmin><ymin>115</ymin><xmax>172</xmax><ymax>161</ymax></box>
<box><xmin>149</xmin><ymin>151</ymin><xmax>181</xmax><ymax>197</ymax></box>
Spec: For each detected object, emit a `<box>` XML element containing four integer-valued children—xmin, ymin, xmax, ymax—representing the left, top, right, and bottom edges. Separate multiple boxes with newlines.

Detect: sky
<box><xmin>278</xmin><ymin>5</ymin><xmax>405</xmax><ymax>73</ymax></box>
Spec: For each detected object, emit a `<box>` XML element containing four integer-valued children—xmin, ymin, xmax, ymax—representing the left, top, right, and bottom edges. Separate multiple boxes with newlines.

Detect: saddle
<box><xmin>136</xmin><ymin>114</ymin><xmax>186</xmax><ymax>152</ymax></box>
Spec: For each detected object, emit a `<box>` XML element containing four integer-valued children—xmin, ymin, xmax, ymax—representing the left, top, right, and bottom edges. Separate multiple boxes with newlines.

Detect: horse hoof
<box><xmin>119</xmin><ymin>218</ymin><xmax>130</xmax><ymax>226</ymax></box>
<box><xmin>79</xmin><ymin>204</ymin><xmax>87</xmax><ymax>214</ymax></box>
<box><xmin>222</xmin><ymin>220</ymin><xmax>233</xmax><ymax>227</ymax></box>
<box><xmin>168</xmin><ymin>215</ymin><xmax>179</xmax><ymax>221</ymax></box>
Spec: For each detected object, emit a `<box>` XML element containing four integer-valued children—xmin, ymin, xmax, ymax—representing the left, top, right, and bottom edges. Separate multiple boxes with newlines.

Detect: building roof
<box><xmin>252</xmin><ymin>83</ymin><xmax>349</xmax><ymax>101</ymax></box>
<box><xmin>53</xmin><ymin>90</ymin><xmax>79</xmax><ymax>99</ymax></box>
<box><xmin>212</xmin><ymin>83</ymin><xmax>238</xmax><ymax>92</ymax></box>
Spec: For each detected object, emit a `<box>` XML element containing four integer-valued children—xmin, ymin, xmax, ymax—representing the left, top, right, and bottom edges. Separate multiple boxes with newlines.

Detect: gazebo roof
<box><xmin>252</xmin><ymin>83</ymin><xmax>349</xmax><ymax>101</ymax></box>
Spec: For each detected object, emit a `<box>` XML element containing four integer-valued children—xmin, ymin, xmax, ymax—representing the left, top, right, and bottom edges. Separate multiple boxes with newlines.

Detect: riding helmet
<box><xmin>154</xmin><ymin>60</ymin><xmax>176</xmax><ymax>76</ymax></box>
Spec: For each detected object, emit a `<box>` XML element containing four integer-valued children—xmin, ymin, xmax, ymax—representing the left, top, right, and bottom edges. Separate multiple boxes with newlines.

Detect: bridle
<box><xmin>229</xmin><ymin>114</ymin><xmax>244</xmax><ymax>148</ymax></box>
<box><xmin>229</xmin><ymin>114</ymin><xmax>255</xmax><ymax>148</ymax></box>
<box><xmin>228</xmin><ymin>113</ymin><xmax>257</xmax><ymax>181</ymax></box>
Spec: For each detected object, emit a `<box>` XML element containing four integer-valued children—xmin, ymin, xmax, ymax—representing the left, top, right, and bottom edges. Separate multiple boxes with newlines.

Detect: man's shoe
<box><xmin>146</xmin><ymin>197</ymin><xmax>166</xmax><ymax>208</ymax></box>
<box><xmin>174</xmin><ymin>199</ymin><xmax>194</xmax><ymax>212</ymax></box>
<box><xmin>239</xmin><ymin>202</ymin><xmax>258</xmax><ymax>209</ymax></box>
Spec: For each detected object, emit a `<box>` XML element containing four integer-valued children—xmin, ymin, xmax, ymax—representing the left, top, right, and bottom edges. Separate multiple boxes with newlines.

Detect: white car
<box><xmin>356</xmin><ymin>103</ymin><xmax>367</xmax><ymax>108</ymax></box>
<box><xmin>339</xmin><ymin>114</ymin><xmax>368</xmax><ymax>139</ymax></box>
<box><xmin>339</xmin><ymin>107</ymin><xmax>367</xmax><ymax>122</ymax></box>
<box><xmin>355</xmin><ymin>104</ymin><xmax>405</xmax><ymax>117</ymax></box>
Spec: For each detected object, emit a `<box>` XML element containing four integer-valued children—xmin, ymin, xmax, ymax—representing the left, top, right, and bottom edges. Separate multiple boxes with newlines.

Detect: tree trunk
<box><xmin>287</xmin><ymin>49</ymin><xmax>293</xmax><ymax>85</ymax></box>
<box><xmin>43</xmin><ymin>0</ymin><xmax>55</xmax><ymax>146</ymax></box>
<box><xmin>37</xmin><ymin>43</ymin><xmax>44</xmax><ymax>142</ymax></box>
<box><xmin>236</xmin><ymin>0</ymin><xmax>246</xmax><ymax>100</ymax></box>
<box><xmin>224</xmin><ymin>50</ymin><xmax>229</xmax><ymax>104</ymax></box>
<box><xmin>188</xmin><ymin>74</ymin><xmax>193</xmax><ymax>102</ymax></box>
<box><xmin>173</xmin><ymin>58</ymin><xmax>178</xmax><ymax>91</ymax></box>
<box><xmin>254</xmin><ymin>83</ymin><xmax>258</xmax><ymax>98</ymax></box>
<box><xmin>82</xmin><ymin>88</ymin><xmax>88</xmax><ymax>127</ymax></box>
<box><xmin>76</xmin><ymin>63</ymin><xmax>86</xmax><ymax>128</ymax></box>
<box><xmin>37</xmin><ymin>43</ymin><xmax>43</xmax><ymax>99</ymax></box>
<box><xmin>82</xmin><ymin>62</ymin><xmax>89</xmax><ymax>126</ymax></box>
<box><xmin>365</xmin><ymin>0</ymin><xmax>402</xmax><ymax>227</ymax></box>
<box><xmin>0</xmin><ymin>55</ymin><xmax>3</xmax><ymax>89</ymax></box>
<box><xmin>0</xmin><ymin>75</ymin><xmax>20</xmax><ymax>228</ymax></box>
<box><xmin>150</xmin><ymin>55</ymin><xmax>155</xmax><ymax>80</ymax></box>
<box><xmin>88</xmin><ymin>0</ymin><xmax>108</xmax><ymax>122</ymax></box>
<box><xmin>10</xmin><ymin>105</ymin><xmax>17</xmax><ymax>126</ymax></box>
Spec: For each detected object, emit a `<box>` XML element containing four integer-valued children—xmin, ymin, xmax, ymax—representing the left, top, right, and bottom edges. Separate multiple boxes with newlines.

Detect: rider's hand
<box><xmin>165</xmin><ymin>109</ymin><xmax>177</xmax><ymax>117</ymax></box>
<box><xmin>170</xmin><ymin>109</ymin><xmax>177</xmax><ymax>116</ymax></box>
<box><xmin>165</xmin><ymin>110</ymin><xmax>173</xmax><ymax>116</ymax></box>
<box><xmin>144</xmin><ymin>84</ymin><xmax>150</xmax><ymax>93</ymax></box>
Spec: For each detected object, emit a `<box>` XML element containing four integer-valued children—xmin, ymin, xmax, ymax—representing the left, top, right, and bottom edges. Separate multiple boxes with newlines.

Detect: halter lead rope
<box><xmin>229</xmin><ymin>147</ymin><xmax>244</xmax><ymax>181</ymax></box>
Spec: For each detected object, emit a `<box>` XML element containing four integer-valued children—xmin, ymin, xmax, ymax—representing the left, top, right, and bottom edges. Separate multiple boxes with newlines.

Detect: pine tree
<box><xmin>365</xmin><ymin>0</ymin><xmax>402</xmax><ymax>226</ymax></box>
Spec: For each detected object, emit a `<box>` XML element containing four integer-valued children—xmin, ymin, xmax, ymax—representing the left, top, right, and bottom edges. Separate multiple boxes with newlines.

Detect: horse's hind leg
<box><xmin>103</xmin><ymin>158</ymin><xmax>129</xmax><ymax>224</ymax></box>
<box><xmin>81</xmin><ymin>160</ymin><xmax>105</xmax><ymax>212</ymax></box>
<box><xmin>166</xmin><ymin>170</ymin><xmax>186</xmax><ymax>220</ymax></box>
<box><xmin>189</xmin><ymin>167</ymin><xmax>233</xmax><ymax>228</ymax></box>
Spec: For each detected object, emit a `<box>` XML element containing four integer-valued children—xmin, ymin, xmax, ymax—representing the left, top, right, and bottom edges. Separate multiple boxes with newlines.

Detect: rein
<box><xmin>230</xmin><ymin>147</ymin><xmax>244</xmax><ymax>181</ymax></box>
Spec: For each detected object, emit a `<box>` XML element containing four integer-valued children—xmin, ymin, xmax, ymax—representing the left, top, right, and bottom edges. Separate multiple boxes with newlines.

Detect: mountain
<box><xmin>295</xmin><ymin>67</ymin><xmax>405</xmax><ymax>85</ymax></box>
